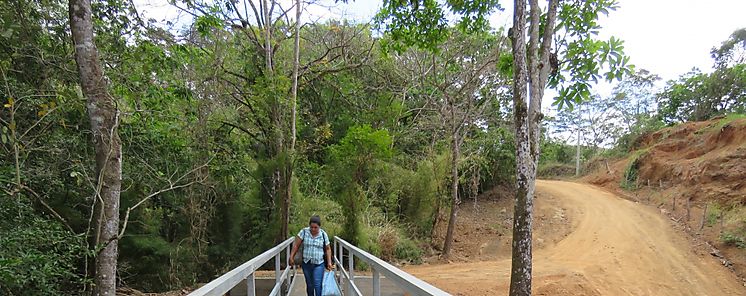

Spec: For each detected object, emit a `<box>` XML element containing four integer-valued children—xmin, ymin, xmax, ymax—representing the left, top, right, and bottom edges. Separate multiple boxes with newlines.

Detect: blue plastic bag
<box><xmin>321</xmin><ymin>270</ymin><xmax>341</xmax><ymax>296</ymax></box>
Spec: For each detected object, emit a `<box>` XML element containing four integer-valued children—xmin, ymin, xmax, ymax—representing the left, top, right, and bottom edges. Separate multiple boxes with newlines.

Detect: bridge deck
<box><xmin>290</xmin><ymin>272</ymin><xmax>407</xmax><ymax>296</ymax></box>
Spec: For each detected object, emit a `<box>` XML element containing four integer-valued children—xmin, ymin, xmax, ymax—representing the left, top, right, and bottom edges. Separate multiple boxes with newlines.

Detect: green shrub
<box><xmin>377</xmin><ymin>227</ymin><xmax>398</xmax><ymax>261</ymax></box>
<box><xmin>0</xmin><ymin>197</ymin><xmax>86</xmax><ymax>295</ymax></box>
<box><xmin>394</xmin><ymin>238</ymin><xmax>423</xmax><ymax>264</ymax></box>
<box><xmin>537</xmin><ymin>162</ymin><xmax>576</xmax><ymax>178</ymax></box>
<box><xmin>621</xmin><ymin>150</ymin><xmax>647</xmax><ymax>190</ymax></box>
<box><xmin>706</xmin><ymin>204</ymin><xmax>722</xmax><ymax>227</ymax></box>
<box><xmin>720</xmin><ymin>232</ymin><xmax>746</xmax><ymax>249</ymax></box>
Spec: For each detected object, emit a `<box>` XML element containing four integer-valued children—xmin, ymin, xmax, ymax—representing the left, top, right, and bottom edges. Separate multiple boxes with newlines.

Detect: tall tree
<box><xmin>658</xmin><ymin>29</ymin><xmax>746</xmax><ymax>124</ymax></box>
<box><xmin>69</xmin><ymin>0</ymin><xmax>122</xmax><ymax>294</ymax></box>
<box><xmin>376</xmin><ymin>4</ymin><xmax>630</xmax><ymax>287</ymax></box>
<box><xmin>509</xmin><ymin>1</ymin><xmax>630</xmax><ymax>294</ymax></box>
<box><xmin>174</xmin><ymin>0</ymin><xmax>374</xmax><ymax>243</ymax></box>
<box><xmin>507</xmin><ymin>1</ymin><xmax>533</xmax><ymax>293</ymax></box>
<box><xmin>611</xmin><ymin>69</ymin><xmax>660</xmax><ymax>132</ymax></box>
<box><xmin>399</xmin><ymin>31</ymin><xmax>505</xmax><ymax>257</ymax></box>
<box><xmin>376</xmin><ymin>0</ymin><xmax>504</xmax><ymax>259</ymax></box>
<box><xmin>711</xmin><ymin>28</ymin><xmax>746</xmax><ymax>69</ymax></box>
<box><xmin>287</xmin><ymin>0</ymin><xmax>301</xmax><ymax>243</ymax></box>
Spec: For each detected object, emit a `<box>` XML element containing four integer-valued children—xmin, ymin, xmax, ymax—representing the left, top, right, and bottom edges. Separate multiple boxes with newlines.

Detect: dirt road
<box><xmin>404</xmin><ymin>180</ymin><xmax>746</xmax><ymax>295</ymax></box>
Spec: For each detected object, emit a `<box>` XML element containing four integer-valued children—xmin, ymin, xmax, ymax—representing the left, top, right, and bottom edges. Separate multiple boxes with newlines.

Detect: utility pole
<box><xmin>575</xmin><ymin>105</ymin><xmax>582</xmax><ymax>176</ymax></box>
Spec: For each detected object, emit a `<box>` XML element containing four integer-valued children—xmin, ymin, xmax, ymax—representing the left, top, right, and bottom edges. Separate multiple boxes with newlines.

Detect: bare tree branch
<box><xmin>118</xmin><ymin>158</ymin><xmax>213</xmax><ymax>238</ymax></box>
<box><xmin>21</xmin><ymin>185</ymin><xmax>75</xmax><ymax>233</ymax></box>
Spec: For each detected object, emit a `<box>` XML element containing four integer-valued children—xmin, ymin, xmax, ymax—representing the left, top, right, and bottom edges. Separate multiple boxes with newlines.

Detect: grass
<box><xmin>716</xmin><ymin>113</ymin><xmax>746</xmax><ymax>129</ymax></box>
<box><xmin>620</xmin><ymin>148</ymin><xmax>649</xmax><ymax>190</ymax></box>
<box><xmin>706</xmin><ymin>203</ymin><xmax>722</xmax><ymax>227</ymax></box>
<box><xmin>694</xmin><ymin>113</ymin><xmax>746</xmax><ymax>134</ymax></box>
<box><xmin>537</xmin><ymin>162</ymin><xmax>576</xmax><ymax>178</ymax></box>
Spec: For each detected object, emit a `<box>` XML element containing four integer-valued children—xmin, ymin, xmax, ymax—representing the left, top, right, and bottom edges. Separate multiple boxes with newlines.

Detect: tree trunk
<box><xmin>69</xmin><ymin>0</ymin><xmax>122</xmax><ymax>295</ymax></box>
<box><xmin>510</xmin><ymin>0</ymin><xmax>558</xmax><ymax>295</ymax></box>
<box><xmin>509</xmin><ymin>1</ymin><xmax>531</xmax><ymax>294</ymax></box>
<box><xmin>442</xmin><ymin>131</ymin><xmax>460</xmax><ymax>258</ymax></box>
<box><xmin>259</xmin><ymin>0</ymin><xmax>290</xmax><ymax>243</ymax></box>
<box><xmin>281</xmin><ymin>0</ymin><xmax>301</xmax><ymax>242</ymax></box>
<box><xmin>291</xmin><ymin>0</ymin><xmax>300</xmax><ymax>152</ymax></box>
<box><xmin>263</xmin><ymin>0</ymin><xmax>272</xmax><ymax>72</ymax></box>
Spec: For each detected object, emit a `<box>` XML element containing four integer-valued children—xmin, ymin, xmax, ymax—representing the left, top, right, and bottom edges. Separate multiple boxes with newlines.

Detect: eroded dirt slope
<box><xmin>584</xmin><ymin>117</ymin><xmax>746</xmax><ymax>279</ymax></box>
<box><xmin>404</xmin><ymin>181</ymin><xmax>745</xmax><ymax>296</ymax></box>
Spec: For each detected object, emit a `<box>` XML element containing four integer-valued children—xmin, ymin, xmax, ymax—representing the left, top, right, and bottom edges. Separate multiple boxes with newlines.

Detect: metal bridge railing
<box><xmin>187</xmin><ymin>237</ymin><xmax>297</xmax><ymax>296</ymax></box>
<box><xmin>187</xmin><ymin>235</ymin><xmax>451</xmax><ymax>296</ymax></box>
<box><xmin>334</xmin><ymin>236</ymin><xmax>451</xmax><ymax>296</ymax></box>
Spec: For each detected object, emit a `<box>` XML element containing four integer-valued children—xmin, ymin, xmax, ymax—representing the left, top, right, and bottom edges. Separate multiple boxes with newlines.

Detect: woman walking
<box><xmin>290</xmin><ymin>215</ymin><xmax>333</xmax><ymax>296</ymax></box>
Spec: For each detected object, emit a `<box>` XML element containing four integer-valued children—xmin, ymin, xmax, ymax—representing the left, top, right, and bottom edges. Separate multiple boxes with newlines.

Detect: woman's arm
<box><xmin>289</xmin><ymin>236</ymin><xmax>302</xmax><ymax>266</ymax></box>
<box><xmin>325</xmin><ymin>244</ymin><xmax>333</xmax><ymax>270</ymax></box>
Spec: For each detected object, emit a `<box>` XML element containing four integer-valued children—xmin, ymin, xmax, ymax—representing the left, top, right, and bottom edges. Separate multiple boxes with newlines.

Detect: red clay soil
<box><xmin>406</xmin><ymin>181</ymin><xmax>746</xmax><ymax>295</ymax></box>
<box><xmin>583</xmin><ymin>117</ymin><xmax>746</xmax><ymax>282</ymax></box>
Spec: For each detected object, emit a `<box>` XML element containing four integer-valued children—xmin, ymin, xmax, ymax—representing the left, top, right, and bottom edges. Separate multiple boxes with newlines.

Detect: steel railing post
<box><xmin>348</xmin><ymin>250</ymin><xmax>354</xmax><ymax>296</ymax></box>
<box><xmin>334</xmin><ymin>239</ymin><xmax>338</xmax><ymax>264</ymax></box>
<box><xmin>373</xmin><ymin>267</ymin><xmax>380</xmax><ymax>296</ymax></box>
<box><xmin>275</xmin><ymin>253</ymin><xmax>282</xmax><ymax>296</ymax></box>
<box><xmin>247</xmin><ymin>273</ymin><xmax>256</xmax><ymax>296</ymax></box>
<box><xmin>338</xmin><ymin>242</ymin><xmax>344</xmax><ymax>292</ymax></box>
<box><xmin>286</xmin><ymin>244</ymin><xmax>291</xmax><ymax>295</ymax></box>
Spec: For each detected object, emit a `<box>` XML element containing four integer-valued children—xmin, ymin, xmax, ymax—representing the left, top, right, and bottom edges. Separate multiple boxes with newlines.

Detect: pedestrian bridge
<box><xmin>187</xmin><ymin>236</ymin><xmax>450</xmax><ymax>296</ymax></box>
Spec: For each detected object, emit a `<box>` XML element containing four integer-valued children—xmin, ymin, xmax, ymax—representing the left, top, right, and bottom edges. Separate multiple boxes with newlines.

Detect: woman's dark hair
<box><xmin>309</xmin><ymin>215</ymin><xmax>321</xmax><ymax>226</ymax></box>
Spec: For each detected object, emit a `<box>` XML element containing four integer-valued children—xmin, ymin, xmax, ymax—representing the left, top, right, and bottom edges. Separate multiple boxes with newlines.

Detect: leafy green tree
<box><xmin>658</xmin><ymin>65</ymin><xmax>746</xmax><ymax>123</ymax></box>
<box><xmin>658</xmin><ymin>29</ymin><xmax>746</xmax><ymax>123</ymax></box>
<box><xmin>711</xmin><ymin>28</ymin><xmax>746</xmax><ymax>69</ymax></box>
<box><xmin>611</xmin><ymin>69</ymin><xmax>661</xmax><ymax>132</ymax></box>
<box><xmin>377</xmin><ymin>2</ymin><xmax>631</xmax><ymax>293</ymax></box>
<box><xmin>0</xmin><ymin>198</ymin><xmax>86</xmax><ymax>295</ymax></box>
<box><xmin>509</xmin><ymin>1</ymin><xmax>631</xmax><ymax>293</ymax></box>
<box><xmin>394</xmin><ymin>28</ymin><xmax>509</xmax><ymax>257</ymax></box>
<box><xmin>327</xmin><ymin>125</ymin><xmax>392</xmax><ymax>245</ymax></box>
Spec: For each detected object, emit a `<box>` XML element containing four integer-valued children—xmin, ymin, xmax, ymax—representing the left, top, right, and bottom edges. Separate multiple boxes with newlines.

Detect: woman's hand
<box><xmin>326</xmin><ymin>263</ymin><xmax>334</xmax><ymax>271</ymax></box>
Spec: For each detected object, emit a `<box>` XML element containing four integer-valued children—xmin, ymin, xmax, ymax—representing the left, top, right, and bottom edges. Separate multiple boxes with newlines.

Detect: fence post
<box><xmin>700</xmin><ymin>203</ymin><xmax>708</xmax><ymax>231</ymax></box>
<box><xmin>686</xmin><ymin>197</ymin><xmax>691</xmax><ymax>222</ymax></box>
<box><xmin>335</xmin><ymin>240</ymin><xmax>339</xmax><ymax>267</ymax></box>
<box><xmin>720</xmin><ymin>208</ymin><xmax>724</xmax><ymax>232</ymax></box>
<box><xmin>672</xmin><ymin>196</ymin><xmax>677</xmax><ymax>211</ymax></box>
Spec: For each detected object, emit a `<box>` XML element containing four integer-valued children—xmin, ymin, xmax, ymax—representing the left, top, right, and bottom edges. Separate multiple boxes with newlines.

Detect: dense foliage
<box><xmin>0</xmin><ymin>0</ymin><xmax>516</xmax><ymax>293</ymax></box>
<box><xmin>1</xmin><ymin>0</ymin><xmax>739</xmax><ymax>293</ymax></box>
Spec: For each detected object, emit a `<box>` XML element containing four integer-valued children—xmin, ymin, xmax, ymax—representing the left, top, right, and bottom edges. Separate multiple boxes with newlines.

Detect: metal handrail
<box><xmin>334</xmin><ymin>236</ymin><xmax>451</xmax><ymax>296</ymax></box>
<box><xmin>188</xmin><ymin>237</ymin><xmax>297</xmax><ymax>296</ymax></box>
